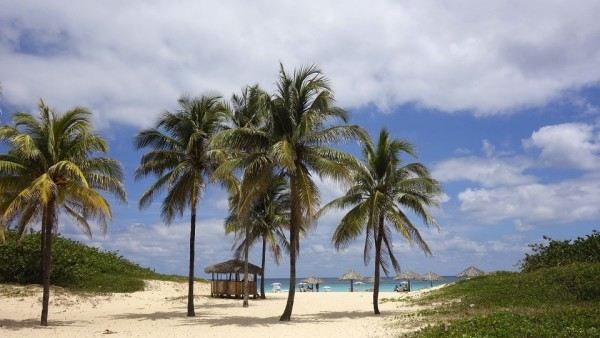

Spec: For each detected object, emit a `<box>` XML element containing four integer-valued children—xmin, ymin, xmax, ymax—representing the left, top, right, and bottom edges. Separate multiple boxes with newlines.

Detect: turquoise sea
<box><xmin>263</xmin><ymin>276</ymin><xmax>458</xmax><ymax>292</ymax></box>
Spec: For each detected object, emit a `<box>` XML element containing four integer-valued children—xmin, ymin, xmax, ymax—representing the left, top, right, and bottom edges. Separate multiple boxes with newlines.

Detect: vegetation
<box><xmin>0</xmin><ymin>231</ymin><xmax>193</xmax><ymax>292</ymax></box>
<box><xmin>134</xmin><ymin>95</ymin><xmax>228</xmax><ymax>317</ymax></box>
<box><xmin>320</xmin><ymin>128</ymin><xmax>440</xmax><ymax>314</ymax></box>
<box><xmin>0</xmin><ymin>101</ymin><xmax>126</xmax><ymax>325</ymax></box>
<box><xmin>408</xmin><ymin>231</ymin><xmax>600</xmax><ymax>337</ymax></box>
<box><xmin>521</xmin><ymin>230</ymin><xmax>600</xmax><ymax>272</ymax></box>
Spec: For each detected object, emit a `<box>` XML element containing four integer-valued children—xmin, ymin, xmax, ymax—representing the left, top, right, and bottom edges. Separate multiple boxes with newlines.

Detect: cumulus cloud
<box><xmin>524</xmin><ymin>122</ymin><xmax>600</xmax><ymax>170</ymax></box>
<box><xmin>457</xmin><ymin>174</ymin><xmax>600</xmax><ymax>225</ymax></box>
<box><xmin>432</xmin><ymin>156</ymin><xmax>535</xmax><ymax>187</ymax></box>
<box><xmin>2</xmin><ymin>1</ymin><xmax>600</xmax><ymax>127</ymax></box>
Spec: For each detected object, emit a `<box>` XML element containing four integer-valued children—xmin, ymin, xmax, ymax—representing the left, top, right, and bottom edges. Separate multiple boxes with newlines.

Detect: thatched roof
<box><xmin>339</xmin><ymin>270</ymin><xmax>364</xmax><ymax>281</ymax></box>
<box><xmin>394</xmin><ymin>271</ymin><xmax>422</xmax><ymax>280</ymax></box>
<box><xmin>204</xmin><ymin>259</ymin><xmax>262</xmax><ymax>274</ymax></box>
<box><xmin>422</xmin><ymin>272</ymin><xmax>442</xmax><ymax>281</ymax></box>
<box><xmin>301</xmin><ymin>277</ymin><xmax>323</xmax><ymax>284</ymax></box>
<box><xmin>458</xmin><ymin>266</ymin><xmax>484</xmax><ymax>278</ymax></box>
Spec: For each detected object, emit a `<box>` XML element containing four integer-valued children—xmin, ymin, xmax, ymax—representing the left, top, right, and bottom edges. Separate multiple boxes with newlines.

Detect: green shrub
<box><xmin>416</xmin><ymin>309</ymin><xmax>600</xmax><ymax>338</ymax></box>
<box><xmin>521</xmin><ymin>230</ymin><xmax>600</xmax><ymax>272</ymax></box>
<box><xmin>0</xmin><ymin>231</ymin><xmax>178</xmax><ymax>292</ymax></box>
<box><xmin>412</xmin><ymin>263</ymin><xmax>600</xmax><ymax>337</ymax></box>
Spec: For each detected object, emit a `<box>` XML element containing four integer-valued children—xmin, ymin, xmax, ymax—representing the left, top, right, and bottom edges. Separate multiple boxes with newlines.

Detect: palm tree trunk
<box><xmin>260</xmin><ymin>235</ymin><xmax>266</xmax><ymax>299</ymax></box>
<box><xmin>187</xmin><ymin>204</ymin><xmax>197</xmax><ymax>317</ymax></box>
<box><xmin>243</xmin><ymin>223</ymin><xmax>249</xmax><ymax>307</ymax></box>
<box><xmin>40</xmin><ymin>200</ymin><xmax>55</xmax><ymax>326</ymax></box>
<box><xmin>373</xmin><ymin>213</ymin><xmax>384</xmax><ymax>315</ymax></box>
<box><xmin>280</xmin><ymin>175</ymin><xmax>299</xmax><ymax>321</ymax></box>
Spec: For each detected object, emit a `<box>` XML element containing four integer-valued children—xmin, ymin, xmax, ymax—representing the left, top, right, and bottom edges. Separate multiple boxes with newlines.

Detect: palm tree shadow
<box><xmin>0</xmin><ymin>318</ymin><xmax>83</xmax><ymax>331</ymax></box>
<box><xmin>173</xmin><ymin>310</ymin><xmax>392</xmax><ymax>327</ymax></box>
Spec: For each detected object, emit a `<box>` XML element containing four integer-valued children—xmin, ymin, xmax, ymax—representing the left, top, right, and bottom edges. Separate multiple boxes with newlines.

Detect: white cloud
<box><xmin>457</xmin><ymin>174</ymin><xmax>600</xmax><ymax>225</ymax></box>
<box><xmin>432</xmin><ymin>156</ymin><xmax>535</xmax><ymax>187</ymax></box>
<box><xmin>2</xmin><ymin>1</ymin><xmax>600</xmax><ymax>127</ymax></box>
<box><xmin>524</xmin><ymin>122</ymin><xmax>600</xmax><ymax>170</ymax></box>
<box><xmin>63</xmin><ymin>218</ymin><xmax>233</xmax><ymax>275</ymax></box>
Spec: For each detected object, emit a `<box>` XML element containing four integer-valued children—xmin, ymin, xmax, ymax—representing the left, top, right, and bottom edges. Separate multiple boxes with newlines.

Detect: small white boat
<box><xmin>271</xmin><ymin>282</ymin><xmax>281</xmax><ymax>293</ymax></box>
<box><xmin>323</xmin><ymin>286</ymin><xmax>331</xmax><ymax>292</ymax></box>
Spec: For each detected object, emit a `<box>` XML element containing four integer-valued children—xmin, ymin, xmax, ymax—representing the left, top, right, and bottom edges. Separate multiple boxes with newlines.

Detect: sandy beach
<box><xmin>0</xmin><ymin>281</ymin><xmax>434</xmax><ymax>337</ymax></box>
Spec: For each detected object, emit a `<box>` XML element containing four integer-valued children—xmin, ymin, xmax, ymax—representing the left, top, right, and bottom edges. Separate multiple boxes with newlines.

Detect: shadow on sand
<box><xmin>0</xmin><ymin>318</ymin><xmax>84</xmax><ymax>331</ymax></box>
<box><xmin>109</xmin><ymin>309</ymin><xmax>392</xmax><ymax>328</ymax></box>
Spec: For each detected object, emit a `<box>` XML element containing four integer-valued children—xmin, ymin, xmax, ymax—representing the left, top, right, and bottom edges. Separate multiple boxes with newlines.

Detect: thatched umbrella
<box><xmin>422</xmin><ymin>272</ymin><xmax>442</xmax><ymax>287</ymax></box>
<box><xmin>301</xmin><ymin>277</ymin><xmax>324</xmax><ymax>292</ymax></box>
<box><xmin>458</xmin><ymin>266</ymin><xmax>484</xmax><ymax>278</ymax></box>
<box><xmin>339</xmin><ymin>270</ymin><xmax>364</xmax><ymax>292</ymax></box>
<box><xmin>394</xmin><ymin>271</ymin><xmax>422</xmax><ymax>291</ymax></box>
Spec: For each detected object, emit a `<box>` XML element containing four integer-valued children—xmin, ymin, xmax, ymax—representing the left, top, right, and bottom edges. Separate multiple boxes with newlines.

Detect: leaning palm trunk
<box><xmin>40</xmin><ymin>199</ymin><xmax>55</xmax><ymax>326</ymax></box>
<box><xmin>243</xmin><ymin>223</ymin><xmax>250</xmax><ymax>307</ymax></box>
<box><xmin>187</xmin><ymin>204</ymin><xmax>197</xmax><ymax>317</ymax></box>
<box><xmin>372</xmin><ymin>214</ymin><xmax>384</xmax><ymax>315</ymax></box>
<box><xmin>260</xmin><ymin>235</ymin><xmax>266</xmax><ymax>299</ymax></box>
<box><xmin>280</xmin><ymin>175</ymin><xmax>299</xmax><ymax>321</ymax></box>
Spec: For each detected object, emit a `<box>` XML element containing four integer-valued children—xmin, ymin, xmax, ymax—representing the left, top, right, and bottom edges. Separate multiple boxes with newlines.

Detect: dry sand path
<box><xmin>0</xmin><ymin>281</ymin><xmax>433</xmax><ymax>337</ymax></box>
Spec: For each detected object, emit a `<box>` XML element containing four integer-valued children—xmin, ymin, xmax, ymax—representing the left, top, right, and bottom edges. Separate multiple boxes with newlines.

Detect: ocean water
<box><xmin>263</xmin><ymin>276</ymin><xmax>458</xmax><ymax>292</ymax></box>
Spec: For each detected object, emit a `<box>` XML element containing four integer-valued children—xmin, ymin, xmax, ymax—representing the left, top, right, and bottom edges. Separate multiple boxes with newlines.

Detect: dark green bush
<box><xmin>0</xmin><ymin>231</ymin><xmax>170</xmax><ymax>292</ymax></box>
<box><xmin>521</xmin><ymin>230</ymin><xmax>600</xmax><ymax>272</ymax></box>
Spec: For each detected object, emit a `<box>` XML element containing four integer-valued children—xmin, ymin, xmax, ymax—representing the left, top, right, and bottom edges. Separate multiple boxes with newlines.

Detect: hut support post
<box><xmin>350</xmin><ymin>279</ymin><xmax>354</xmax><ymax>292</ymax></box>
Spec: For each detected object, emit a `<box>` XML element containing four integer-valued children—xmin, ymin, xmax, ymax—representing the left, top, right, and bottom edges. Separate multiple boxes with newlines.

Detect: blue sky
<box><xmin>1</xmin><ymin>1</ymin><xmax>599</xmax><ymax>278</ymax></box>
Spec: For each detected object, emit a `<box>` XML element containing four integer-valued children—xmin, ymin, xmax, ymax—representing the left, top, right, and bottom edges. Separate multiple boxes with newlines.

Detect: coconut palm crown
<box><xmin>134</xmin><ymin>95</ymin><xmax>227</xmax><ymax>317</ymax></box>
<box><xmin>321</xmin><ymin>128</ymin><xmax>441</xmax><ymax>314</ymax></box>
<box><xmin>0</xmin><ymin>100</ymin><xmax>126</xmax><ymax>325</ymax></box>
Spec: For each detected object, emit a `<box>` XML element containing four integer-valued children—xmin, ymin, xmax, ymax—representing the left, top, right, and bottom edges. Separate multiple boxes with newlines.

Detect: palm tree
<box><xmin>134</xmin><ymin>95</ymin><xmax>227</xmax><ymax>317</ymax></box>
<box><xmin>218</xmin><ymin>85</ymin><xmax>272</xmax><ymax>307</ymax></box>
<box><xmin>321</xmin><ymin>129</ymin><xmax>441</xmax><ymax>315</ymax></box>
<box><xmin>225</xmin><ymin>175</ymin><xmax>289</xmax><ymax>300</ymax></box>
<box><xmin>0</xmin><ymin>100</ymin><xmax>126</xmax><ymax>325</ymax></box>
<box><xmin>213</xmin><ymin>65</ymin><xmax>366</xmax><ymax>320</ymax></box>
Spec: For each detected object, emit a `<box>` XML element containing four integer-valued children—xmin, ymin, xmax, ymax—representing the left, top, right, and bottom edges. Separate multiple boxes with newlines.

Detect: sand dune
<box><xmin>0</xmin><ymin>281</ymin><xmax>435</xmax><ymax>337</ymax></box>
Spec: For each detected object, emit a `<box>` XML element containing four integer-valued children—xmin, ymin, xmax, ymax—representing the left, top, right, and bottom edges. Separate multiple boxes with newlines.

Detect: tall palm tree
<box><xmin>134</xmin><ymin>95</ymin><xmax>227</xmax><ymax>317</ymax></box>
<box><xmin>213</xmin><ymin>65</ymin><xmax>366</xmax><ymax>320</ymax></box>
<box><xmin>321</xmin><ymin>129</ymin><xmax>441</xmax><ymax>315</ymax></box>
<box><xmin>218</xmin><ymin>85</ymin><xmax>272</xmax><ymax>307</ymax></box>
<box><xmin>225</xmin><ymin>175</ymin><xmax>289</xmax><ymax>300</ymax></box>
<box><xmin>0</xmin><ymin>100</ymin><xmax>126</xmax><ymax>325</ymax></box>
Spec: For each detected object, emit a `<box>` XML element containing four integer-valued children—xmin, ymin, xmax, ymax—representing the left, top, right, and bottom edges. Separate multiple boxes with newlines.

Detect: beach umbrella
<box><xmin>394</xmin><ymin>271</ymin><xmax>422</xmax><ymax>280</ymax></box>
<box><xmin>301</xmin><ymin>277</ymin><xmax>323</xmax><ymax>292</ymax></box>
<box><xmin>394</xmin><ymin>271</ymin><xmax>422</xmax><ymax>291</ymax></box>
<box><xmin>422</xmin><ymin>272</ymin><xmax>442</xmax><ymax>287</ymax></box>
<box><xmin>339</xmin><ymin>270</ymin><xmax>364</xmax><ymax>292</ymax></box>
<box><xmin>458</xmin><ymin>266</ymin><xmax>484</xmax><ymax>278</ymax></box>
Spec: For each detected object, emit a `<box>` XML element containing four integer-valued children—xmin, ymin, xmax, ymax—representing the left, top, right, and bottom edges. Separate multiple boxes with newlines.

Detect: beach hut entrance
<box><xmin>204</xmin><ymin>259</ymin><xmax>262</xmax><ymax>299</ymax></box>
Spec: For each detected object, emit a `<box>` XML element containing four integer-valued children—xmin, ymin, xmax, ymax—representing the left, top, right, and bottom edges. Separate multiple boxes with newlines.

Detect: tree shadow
<box><xmin>109</xmin><ymin>309</ymin><xmax>391</xmax><ymax>328</ymax></box>
<box><xmin>0</xmin><ymin>318</ymin><xmax>83</xmax><ymax>331</ymax></box>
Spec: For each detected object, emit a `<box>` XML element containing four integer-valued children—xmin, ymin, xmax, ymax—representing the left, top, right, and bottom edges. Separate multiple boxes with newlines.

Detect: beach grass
<box><xmin>405</xmin><ymin>263</ymin><xmax>600</xmax><ymax>337</ymax></box>
<box><xmin>0</xmin><ymin>231</ymin><xmax>205</xmax><ymax>293</ymax></box>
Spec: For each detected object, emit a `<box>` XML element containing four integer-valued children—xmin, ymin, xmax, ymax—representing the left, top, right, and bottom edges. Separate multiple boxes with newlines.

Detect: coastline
<box><xmin>0</xmin><ymin>280</ymin><xmax>440</xmax><ymax>337</ymax></box>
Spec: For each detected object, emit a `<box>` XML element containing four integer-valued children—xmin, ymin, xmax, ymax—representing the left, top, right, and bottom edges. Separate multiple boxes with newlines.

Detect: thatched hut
<box><xmin>458</xmin><ymin>266</ymin><xmax>484</xmax><ymax>278</ymax></box>
<box><xmin>339</xmin><ymin>270</ymin><xmax>364</xmax><ymax>292</ymax></box>
<box><xmin>204</xmin><ymin>259</ymin><xmax>262</xmax><ymax>298</ymax></box>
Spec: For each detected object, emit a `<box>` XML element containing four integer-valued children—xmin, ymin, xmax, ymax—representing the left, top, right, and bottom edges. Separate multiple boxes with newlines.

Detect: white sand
<box><xmin>0</xmin><ymin>281</ymin><xmax>435</xmax><ymax>337</ymax></box>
